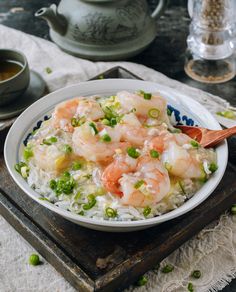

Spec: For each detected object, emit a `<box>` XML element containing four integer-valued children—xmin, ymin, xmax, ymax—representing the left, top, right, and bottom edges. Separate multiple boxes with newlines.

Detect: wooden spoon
<box><xmin>176</xmin><ymin>125</ymin><xmax>236</xmax><ymax>148</ymax></box>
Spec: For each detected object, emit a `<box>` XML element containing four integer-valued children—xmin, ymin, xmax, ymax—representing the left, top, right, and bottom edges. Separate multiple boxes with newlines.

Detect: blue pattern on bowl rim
<box><xmin>23</xmin><ymin>105</ymin><xmax>198</xmax><ymax>146</ymax></box>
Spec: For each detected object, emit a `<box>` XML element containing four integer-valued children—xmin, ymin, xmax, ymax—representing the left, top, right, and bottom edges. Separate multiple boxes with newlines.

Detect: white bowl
<box><xmin>4</xmin><ymin>79</ymin><xmax>228</xmax><ymax>232</ymax></box>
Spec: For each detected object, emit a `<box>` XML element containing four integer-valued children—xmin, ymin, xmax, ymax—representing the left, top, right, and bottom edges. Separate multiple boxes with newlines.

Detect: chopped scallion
<box><xmin>167</xmin><ymin>108</ymin><xmax>172</xmax><ymax>116</ymax></box>
<box><xmin>127</xmin><ymin>147</ymin><xmax>140</xmax><ymax>159</ymax></box>
<box><xmin>49</xmin><ymin>174</ymin><xmax>75</xmax><ymax>196</ymax></box>
<box><xmin>230</xmin><ymin>204</ymin><xmax>236</xmax><ymax>215</ymax></box>
<box><xmin>23</xmin><ymin>146</ymin><xmax>34</xmax><ymax>161</ymax></box>
<box><xmin>72</xmin><ymin>161</ymin><xmax>82</xmax><ymax>171</ymax></box>
<box><xmin>74</xmin><ymin>191</ymin><xmax>82</xmax><ymax>201</ymax></box>
<box><xmin>137</xmin><ymin>90</ymin><xmax>152</xmax><ymax>100</ymax></box>
<box><xmin>161</xmin><ymin>264</ymin><xmax>174</xmax><ymax>273</ymax></box>
<box><xmin>143</xmin><ymin>206</ymin><xmax>151</xmax><ymax>217</ymax></box>
<box><xmin>209</xmin><ymin>162</ymin><xmax>218</xmax><ymax>173</ymax></box>
<box><xmin>100</xmin><ymin>134</ymin><xmax>111</xmax><ymax>142</ymax></box>
<box><xmin>148</xmin><ymin>108</ymin><xmax>160</xmax><ymax>119</ymax></box>
<box><xmin>89</xmin><ymin>122</ymin><xmax>98</xmax><ymax>135</ymax></box>
<box><xmin>191</xmin><ymin>270</ymin><xmax>201</xmax><ymax>279</ymax></box>
<box><xmin>144</xmin><ymin>93</ymin><xmax>152</xmax><ymax>100</ymax></box>
<box><xmin>216</xmin><ymin>110</ymin><xmax>235</xmax><ymax>120</ymax></box>
<box><xmin>110</xmin><ymin>117</ymin><xmax>117</xmax><ymax>126</ymax></box>
<box><xmin>105</xmin><ymin>207</ymin><xmax>117</xmax><ymax>218</ymax></box>
<box><xmin>29</xmin><ymin>254</ymin><xmax>40</xmax><ymax>266</ymax></box>
<box><xmin>42</xmin><ymin>136</ymin><xmax>57</xmax><ymax>145</ymax></box>
<box><xmin>190</xmin><ymin>140</ymin><xmax>199</xmax><ymax>148</ymax></box>
<box><xmin>134</xmin><ymin>180</ymin><xmax>145</xmax><ymax>189</ymax></box>
<box><xmin>101</xmin><ymin>118</ymin><xmax>110</xmax><ymax>126</ymax></box>
<box><xmin>150</xmin><ymin>149</ymin><xmax>159</xmax><ymax>158</ymax></box>
<box><xmin>63</xmin><ymin>144</ymin><xmax>72</xmax><ymax>154</ymax></box>
<box><xmin>136</xmin><ymin>275</ymin><xmax>148</xmax><ymax>286</ymax></box>
<box><xmin>71</xmin><ymin>117</ymin><xmax>78</xmax><ymax>127</ymax></box>
<box><xmin>83</xmin><ymin>195</ymin><xmax>96</xmax><ymax>210</ymax></box>
<box><xmin>14</xmin><ymin>162</ymin><xmax>29</xmax><ymax>178</ymax></box>
<box><xmin>45</xmin><ymin>67</ymin><xmax>52</xmax><ymax>74</ymax></box>
<box><xmin>178</xmin><ymin>181</ymin><xmax>186</xmax><ymax>194</ymax></box>
<box><xmin>187</xmin><ymin>282</ymin><xmax>194</xmax><ymax>292</ymax></box>
<box><xmin>164</xmin><ymin>162</ymin><xmax>172</xmax><ymax>171</ymax></box>
<box><xmin>39</xmin><ymin>197</ymin><xmax>51</xmax><ymax>202</ymax></box>
<box><xmin>71</xmin><ymin>117</ymin><xmax>86</xmax><ymax>127</ymax></box>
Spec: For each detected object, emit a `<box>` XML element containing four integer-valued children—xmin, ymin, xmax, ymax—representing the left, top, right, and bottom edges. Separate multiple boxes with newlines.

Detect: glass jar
<box><xmin>185</xmin><ymin>0</ymin><xmax>236</xmax><ymax>83</ymax></box>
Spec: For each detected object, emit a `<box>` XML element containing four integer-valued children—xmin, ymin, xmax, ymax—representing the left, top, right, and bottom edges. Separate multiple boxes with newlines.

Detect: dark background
<box><xmin>0</xmin><ymin>0</ymin><xmax>235</xmax><ymax>291</ymax></box>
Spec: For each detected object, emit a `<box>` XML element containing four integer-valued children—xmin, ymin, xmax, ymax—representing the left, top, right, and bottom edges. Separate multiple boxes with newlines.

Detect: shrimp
<box><xmin>148</xmin><ymin>132</ymin><xmax>191</xmax><ymax>153</ymax></box>
<box><xmin>32</xmin><ymin>144</ymin><xmax>75</xmax><ymax>174</ymax></box>
<box><xmin>52</xmin><ymin>98</ymin><xmax>80</xmax><ymax>132</ymax></box>
<box><xmin>72</xmin><ymin>121</ymin><xmax>130</xmax><ymax>162</ymax></box>
<box><xmin>75</xmin><ymin>99</ymin><xmax>104</xmax><ymax>121</ymax></box>
<box><xmin>120</xmin><ymin>156</ymin><xmax>170</xmax><ymax>207</ymax></box>
<box><xmin>117</xmin><ymin>113</ymin><xmax>150</xmax><ymax>146</ymax></box>
<box><xmin>149</xmin><ymin>132</ymin><xmax>203</xmax><ymax>178</ymax></box>
<box><xmin>116</xmin><ymin>91</ymin><xmax>169</xmax><ymax>124</ymax></box>
<box><xmin>102</xmin><ymin>154</ymin><xmax>170</xmax><ymax>207</ymax></box>
<box><xmin>101</xmin><ymin>154</ymin><xmax>137</xmax><ymax>196</ymax></box>
<box><xmin>52</xmin><ymin>98</ymin><xmax>104</xmax><ymax>132</ymax></box>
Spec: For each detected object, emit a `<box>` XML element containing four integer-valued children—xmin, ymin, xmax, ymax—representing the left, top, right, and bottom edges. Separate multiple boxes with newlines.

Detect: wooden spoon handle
<box><xmin>202</xmin><ymin>126</ymin><xmax>236</xmax><ymax>147</ymax></box>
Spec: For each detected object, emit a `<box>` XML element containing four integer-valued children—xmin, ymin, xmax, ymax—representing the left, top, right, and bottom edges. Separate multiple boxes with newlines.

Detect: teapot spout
<box><xmin>35</xmin><ymin>4</ymin><xmax>67</xmax><ymax>36</ymax></box>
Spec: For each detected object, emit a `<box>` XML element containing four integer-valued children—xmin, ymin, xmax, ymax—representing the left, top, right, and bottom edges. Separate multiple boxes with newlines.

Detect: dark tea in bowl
<box><xmin>0</xmin><ymin>60</ymin><xmax>23</xmax><ymax>82</ymax></box>
<box><xmin>0</xmin><ymin>49</ymin><xmax>30</xmax><ymax>106</ymax></box>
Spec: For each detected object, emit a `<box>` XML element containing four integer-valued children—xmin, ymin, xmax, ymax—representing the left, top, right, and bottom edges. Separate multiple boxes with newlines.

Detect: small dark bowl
<box><xmin>0</xmin><ymin>49</ymin><xmax>30</xmax><ymax>106</ymax></box>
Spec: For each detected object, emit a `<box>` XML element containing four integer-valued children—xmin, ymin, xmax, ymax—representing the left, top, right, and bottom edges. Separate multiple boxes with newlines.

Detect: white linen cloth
<box><xmin>0</xmin><ymin>24</ymin><xmax>235</xmax><ymax>292</ymax></box>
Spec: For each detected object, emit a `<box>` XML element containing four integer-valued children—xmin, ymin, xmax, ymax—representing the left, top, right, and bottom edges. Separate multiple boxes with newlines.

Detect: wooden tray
<box><xmin>1</xmin><ymin>66</ymin><xmax>236</xmax><ymax>292</ymax></box>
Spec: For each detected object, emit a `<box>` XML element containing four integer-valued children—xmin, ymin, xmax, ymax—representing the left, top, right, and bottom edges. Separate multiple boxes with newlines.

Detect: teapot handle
<box><xmin>187</xmin><ymin>0</ymin><xmax>193</xmax><ymax>18</ymax></box>
<box><xmin>151</xmin><ymin>0</ymin><xmax>169</xmax><ymax>20</ymax></box>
